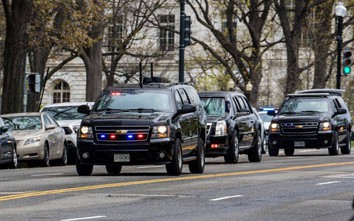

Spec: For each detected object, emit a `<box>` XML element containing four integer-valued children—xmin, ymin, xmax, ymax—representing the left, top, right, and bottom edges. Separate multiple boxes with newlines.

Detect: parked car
<box><xmin>253</xmin><ymin>108</ymin><xmax>267</xmax><ymax>154</ymax></box>
<box><xmin>41</xmin><ymin>102</ymin><xmax>94</xmax><ymax>164</ymax></box>
<box><xmin>0</xmin><ymin>116</ymin><xmax>17</xmax><ymax>169</ymax></box>
<box><xmin>76</xmin><ymin>81</ymin><xmax>207</xmax><ymax>176</ymax></box>
<box><xmin>2</xmin><ymin>112</ymin><xmax>67</xmax><ymax>167</ymax></box>
<box><xmin>268</xmin><ymin>89</ymin><xmax>351</xmax><ymax>156</ymax></box>
<box><xmin>198</xmin><ymin>91</ymin><xmax>263</xmax><ymax>163</ymax></box>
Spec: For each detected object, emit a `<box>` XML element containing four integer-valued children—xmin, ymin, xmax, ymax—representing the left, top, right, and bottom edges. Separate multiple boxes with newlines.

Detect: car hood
<box><xmin>205</xmin><ymin>115</ymin><xmax>225</xmax><ymax>123</ymax></box>
<box><xmin>56</xmin><ymin>119</ymin><xmax>82</xmax><ymax>127</ymax></box>
<box><xmin>83</xmin><ymin>112</ymin><xmax>172</xmax><ymax>125</ymax></box>
<box><xmin>12</xmin><ymin>130</ymin><xmax>43</xmax><ymax>140</ymax></box>
<box><xmin>272</xmin><ymin>113</ymin><xmax>329</xmax><ymax>123</ymax></box>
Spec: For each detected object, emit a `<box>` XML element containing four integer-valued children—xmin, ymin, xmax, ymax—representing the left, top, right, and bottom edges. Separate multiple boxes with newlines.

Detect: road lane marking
<box><xmin>1</xmin><ymin>161</ymin><xmax>354</xmax><ymax>202</ymax></box>
<box><xmin>316</xmin><ymin>181</ymin><xmax>341</xmax><ymax>186</ymax></box>
<box><xmin>60</xmin><ymin>216</ymin><xmax>106</xmax><ymax>221</ymax></box>
<box><xmin>324</xmin><ymin>173</ymin><xmax>354</xmax><ymax>179</ymax></box>
<box><xmin>31</xmin><ymin>173</ymin><xmax>64</xmax><ymax>177</ymax></box>
<box><xmin>210</xmin><ymin>195</ymin><xmax>243</xmax><ymax>201</ymax></box>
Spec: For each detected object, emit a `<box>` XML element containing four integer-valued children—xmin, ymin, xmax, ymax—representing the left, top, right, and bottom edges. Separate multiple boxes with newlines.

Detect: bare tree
<box><xmin>1</xmin><ymin>0</ymin><xmax>33</xmax><ymax>114</ymax></box>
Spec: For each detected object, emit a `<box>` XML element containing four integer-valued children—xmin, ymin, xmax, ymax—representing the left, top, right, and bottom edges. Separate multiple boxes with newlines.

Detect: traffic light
<box><xmin>27</xmin><ymin>73</ymin><xmax>41</xmax><ymax>93</ymax></box>
<box><xmin>343</xmin><ymin>49</ymin><xmax>352</xmax><ymax>75</ymax></box>
<box><xmin>184</xmin><ymin>16</ymin><xmax>191</xmax><ymax>46</ymax></box>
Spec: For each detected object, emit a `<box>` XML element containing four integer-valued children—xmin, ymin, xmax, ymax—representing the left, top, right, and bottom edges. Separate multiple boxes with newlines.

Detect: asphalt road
<box><xmin>0</xmin><ymin>148</ymin><xmax>354</xmax><ymax>221</ymax></box>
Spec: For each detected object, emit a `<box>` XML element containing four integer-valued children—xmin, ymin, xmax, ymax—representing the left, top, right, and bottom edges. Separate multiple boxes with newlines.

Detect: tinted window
<box><xmin>184</xmin><ymin>87</ymin><xmax>200</xmax><ymax>106</ymax></box>
<box><xmin>236</xmin><ymin>97</ymin><xmax>247</xmax><ymax>110</ymax></box>
<box><xmin>178</xmin><ymin>89</ymin><xmax>190</xmax><ymax>104</ymax></box>
<box><xmin>175</xmin><ymin>91</ymin><xmax>183</xmax><ymax>110</ymax></box>
<box><xmin>200</xmin><ymin>97</ymin><xmax>225</xmax><ymax>116</ymax></box>
<box><xmin>279</xmin><ymin>98</ymin><xmax>330</xmax><ymax>114</ymax></box>
<box><xmin>95</xmin><ymin>89</ymin><xmax>174</xmax><ymax>112</ymax></box>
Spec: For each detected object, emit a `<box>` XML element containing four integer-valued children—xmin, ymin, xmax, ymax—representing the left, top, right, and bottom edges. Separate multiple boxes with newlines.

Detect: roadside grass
<box><xmin>351</xmin><ymin>141</ymin><xmax>354</xmax><ymax>148</ymax></box>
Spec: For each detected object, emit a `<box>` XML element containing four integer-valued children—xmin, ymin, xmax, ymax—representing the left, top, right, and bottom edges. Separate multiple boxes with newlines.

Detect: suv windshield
<box><xmin>95</xmin><ymin>89</ymin><xmax>173</xmax><ymax>112</ymax></box>
<box><xmin>258</xmin><ymin>112</ymin><xmax>274</xmax><ymax>122</ymax></box>
<box><xmin>43</xmin><ymin>106</ymin><xmax>85</xmax><ymax>121</ymax></box>
<box><xmin>279</xmin><ymin>98</ymin><xmax>330</xmax><ymax>115</ymax></box>
<box><xmin>200</xmin><ymin>97</ymin><xmax>226</xmax><ymax>116</ymax></box>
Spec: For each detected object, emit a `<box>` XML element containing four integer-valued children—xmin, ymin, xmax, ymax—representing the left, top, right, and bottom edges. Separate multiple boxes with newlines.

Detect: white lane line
<box><xmin>60</xmin><ymin>216</ymin><xmax>107</xmax><ymax>221</ymax></box>
<box><xmin>136</xmin><ymin>165</ymin><xmax>164</xmax><ymax>169</ymax></box>
<box><xmin>210</xmin><ymin>195</ymin><xmax>244</xmax><ymax>201</ymax></box>
<box><xmin>31</xmin><ymin>173</ymin><xmax>63</xmax><ymax>177</ymax></box>
<box><xmin>316</xmin><ymin>181</ymin><xmax>341</xmax><ymax>186</ymax></box>
<box><xmin>324</xmin><ymin>173</ymin><xmax>354</xmax><ymax>179</ymax></box>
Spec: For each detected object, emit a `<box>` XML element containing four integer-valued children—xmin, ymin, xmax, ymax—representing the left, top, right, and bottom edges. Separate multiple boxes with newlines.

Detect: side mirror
<box><xmin>267</xmin><ymin>110</ymin><xmax>276</xmax><ymax>116</ymax></box>
<box><xmin>78</xmin><ymin>105</ymin><xmax>91</xmax><ymax>114</ymax></box>
<box><xmin>46</xmin><ymin>125</ymin><xmax>55</xmax><ymax>130</ymax></box>
<box><xmin>177</xmin><ymin>104</ymin><xmax>196</xmax><ymax>114</ymax></box>
<box><xmin>335</xmin><ymin>108</ymin><xmax>347</xmax><ymax>115</ymax></box>
<box><xmin>0</xmin><ymin>126</ymin><xmax>8</xmax><ymax>134</ymax></box>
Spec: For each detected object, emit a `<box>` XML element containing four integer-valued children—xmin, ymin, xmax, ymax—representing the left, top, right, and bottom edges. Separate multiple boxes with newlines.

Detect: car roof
<box><xmin>296</xmin><ymin>89</ymin><xmax>344</xmax><ymax>96</ymax></box>
<box><xmin>105</xmin><ymin>83</ymin><xmax>192</xmax><ymax>91</ymax></box>
<box><xmin>198</xmin><ymin>91</ymin><xmax>246</xmax><ymax>97</ymax></box>
<box><xmin>286</xmin><ymin>93</ymin><xmax>331</xmax><ymax>98</ymax></box>
<box><xmin>42</xmin><ymin>102</ymin><xmax>95</xmax><ymax>109</ymax></box>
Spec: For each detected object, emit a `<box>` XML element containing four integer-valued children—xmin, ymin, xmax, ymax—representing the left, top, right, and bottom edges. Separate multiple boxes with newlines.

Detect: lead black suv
<box><xmin>76</xmin><ymin>82</ymin><xmax>206</xmax><ymax>176</ymax></box>
<box><xmin>198</xmin><ymin>91</ymin><xmax>263</xmax><ymax>163</ymax></box>
<box><xmin>268</xmin><ymin>89</ymin><xmax>351</xmax><ymax>156</ymax></box>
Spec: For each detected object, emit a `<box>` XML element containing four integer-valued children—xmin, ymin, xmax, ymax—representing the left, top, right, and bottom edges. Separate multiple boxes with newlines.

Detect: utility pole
<box><xmin>178</xmin><ymin>0</ymin><xmax>186</xmax><ymax>83</ymax></box>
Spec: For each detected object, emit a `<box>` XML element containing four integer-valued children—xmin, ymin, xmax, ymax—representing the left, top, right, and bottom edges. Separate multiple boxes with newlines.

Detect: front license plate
<box><xmin>294</xmin><ymin>141</ymin><xmax>305</xmax><ymax>147</ymax></box>
<box><xmin>114</xmin><ymin>154</ymin><xmax>130</xmax><ymax>162</ymax></box>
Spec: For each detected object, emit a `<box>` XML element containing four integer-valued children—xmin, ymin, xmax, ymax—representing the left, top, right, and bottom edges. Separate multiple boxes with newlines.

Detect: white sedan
<box><xmin>2</xmin><ymin>112</ymin><xmax>67</xmax><ymax>167</ymax></box>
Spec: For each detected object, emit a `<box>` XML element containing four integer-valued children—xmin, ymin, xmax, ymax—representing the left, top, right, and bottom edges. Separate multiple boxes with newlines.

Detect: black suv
<box><xmin>268</xmin><ymin>89</ymin><xmax>351</xmax><ymax>156</ymax></box>
<box><xmin>76</xmin><ymin>82</ymin><xmax>206</xmax><ymax>176</ymax></box>
<box><xmin>198</xmin><ymin>91</ymin><xmax>263</xmax><ymax>163</ymax></box>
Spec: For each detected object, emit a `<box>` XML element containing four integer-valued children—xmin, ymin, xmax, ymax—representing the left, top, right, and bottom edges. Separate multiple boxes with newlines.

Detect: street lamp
<box><xmin>335</xmin><ymin>1</ymin><xmax>347</xmax><ymax>89</ymax></box>
<box><xmin>246</xmin><ymin>81</ymin><xmax>253</xmax><ymax>100</ymax></box>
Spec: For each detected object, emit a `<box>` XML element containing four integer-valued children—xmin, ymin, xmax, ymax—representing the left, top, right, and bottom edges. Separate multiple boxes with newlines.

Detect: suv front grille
<box><xmin>281</xmin><ymin>122</ymin><xmax>318</xmax><ymax>135</ymax></box>
<box><xmin>95</xmin><ymin>126</ymin><xmax>150</xmax><ymax>142</ymax></box>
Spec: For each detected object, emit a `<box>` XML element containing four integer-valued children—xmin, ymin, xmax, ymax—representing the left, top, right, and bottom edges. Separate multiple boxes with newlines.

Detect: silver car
<box><xmin>2</xmin><ymin>112</ymin><xmax>67</xmax><ymax>167</ymax></box>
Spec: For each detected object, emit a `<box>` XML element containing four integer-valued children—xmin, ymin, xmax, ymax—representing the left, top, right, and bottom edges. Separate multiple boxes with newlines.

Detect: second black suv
<box><xmin>198</xmin><ymin>91</ymin><xmax>263</xmax><ymax>163</ymax></box>
<box><xmin>76</xmin><ymin>82</ymin><xmax>206</xmax><ymax>176</ymax></box>
<box><xmin>268</xmin><ymin>89</ymin><xmax>352</xmax><ymax>156</ymax></box>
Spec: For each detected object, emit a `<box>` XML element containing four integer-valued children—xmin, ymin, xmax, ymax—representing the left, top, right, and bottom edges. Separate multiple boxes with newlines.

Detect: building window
<box><xmin>53</xmin><ymin>81</ymin><xmax>70</xmax><ymax>103</ymax></box>
<box><xmin>159</xmin><ymin>14</ymin><xmax>175</xmax><ymax>51</ymax></box>
<box><xmin>104</xmin><ymin>14</ymin><xmax>124</xmax><ymax>49</ymax></box>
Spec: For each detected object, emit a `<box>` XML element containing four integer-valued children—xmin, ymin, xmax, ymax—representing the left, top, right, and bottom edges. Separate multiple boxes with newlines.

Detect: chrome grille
<box><xmin>281</xmin><ymin>122</ymin><xmax>318</xmax><ymax>134</ymax></box>
<box><xmin>95</xmin><ymin>126</ymin><xmax>150</xmax><ymax>142</ymax></box>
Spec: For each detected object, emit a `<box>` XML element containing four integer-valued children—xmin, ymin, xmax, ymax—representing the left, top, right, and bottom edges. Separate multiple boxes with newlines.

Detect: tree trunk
<box><xmin>284</xmin><ymin>42</ymin><xmax>300</xmax><ymax>95</ymax></box>
<box><xmin>81</xmin><ymin>40</ymin><xmax>103</xmax><ymax>101</ymax></box>
<box><xmin>1</xmin><ymin>0</ymin><xmax>33</xmax><ymax>114</ymax></box>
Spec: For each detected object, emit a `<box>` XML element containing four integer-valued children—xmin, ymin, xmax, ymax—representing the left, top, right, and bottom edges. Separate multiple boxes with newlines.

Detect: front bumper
<box><xmin>205</xmin><ymin>135</ymin><xmax>229</xmax><ymax>156</ymax></box>
<box><xmin>77</xmin><ymin>138</ymin><xmax>174</xmax><ymax>165</ymax></box>
<box><xmin>268</xmin><ymin>131</ymin><xmax>334</xmax><ymax>149</ymax></box>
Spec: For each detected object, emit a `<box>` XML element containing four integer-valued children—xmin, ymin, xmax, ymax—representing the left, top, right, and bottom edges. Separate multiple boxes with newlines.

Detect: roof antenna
<box><xmin>139</xmin><ymin>61</ymin><xmax>143</xmax><ymax>88</ymax></box>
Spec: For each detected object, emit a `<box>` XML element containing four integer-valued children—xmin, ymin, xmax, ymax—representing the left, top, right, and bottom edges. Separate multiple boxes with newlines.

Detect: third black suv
<box><xmin>268</xmin><ymin>89</ymin><xmax>352</xmax><ymax>156</ymax></box>
<box><xmin>76</xmin><ymin>82</ymin><xmax>206</xmax><ymax>176</ymax></box>
<box><xmin>198</xmin><ymin>91</ymin><xmax>263</xmax><ymax>163</ymax></box>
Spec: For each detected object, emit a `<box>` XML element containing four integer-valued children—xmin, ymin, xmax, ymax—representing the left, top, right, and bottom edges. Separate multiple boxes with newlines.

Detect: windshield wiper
<box><xmin>127</xmin><ymin>108</ymin><xmax>157</xmax><ymax>113</ymax></box>
<box><xmin>53</xmin><ymin>106</ymin><xmax>77</xmax><ymax>119</ymax></box>
<box><xmin>95</xmin><ymin>108</ymin><xmax>131</xmax><ymax>113</ymax></box>
<box><xmin>279</xmin><ymin>111</ymin><xmax>299</xmax><ymax>115</ymax></box>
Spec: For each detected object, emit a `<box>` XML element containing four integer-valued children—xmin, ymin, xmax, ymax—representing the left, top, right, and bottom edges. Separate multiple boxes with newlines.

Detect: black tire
<box><xmin>106</xmin><ymin>165</ymin><xmax>122</xmax><ymax>175</ymax></box>
<box><xmin>268</xmin><ymin>148</ymin><xmax>279</xmax><ymax>156</ymax></box>
<box><xmin>224</xmin><ymin>130</ymin><xmax>239</xmax><ymax>164</ymax></box>
<box><xmin>76</xmin><ymin>162</ymin><xmax>93</xmax><ymax>176</ymax></box>
<box><xmin>67</xmin><ymin>143</ymin><xmax>77</xmax><ymax>165</ymax></box>
<box><xmin>8</xmin><ymin>148</ymin><xmax>18</xmax><ymax>169</ymax></box>
<box><xmin>42</xmin><ymin>143</ymin><xmax>50</xmax><ymax>167</ymax></box>
<box><xmin>166</xmin><ymin>138</ymin><xmax>183</xmax><ymax>176</ymax></box>
<box><xmin>248</xmin><ymin>132</ymin><xmax>262</xmax><ymax>162</ymax></box>
<box><xmin>329</xmin><ymin>131</ymin><xmax>339</xmax><ymax>155</ymax></box>
<box><xmin>284</xmin><ymin>148</ymin><xmax>295</xmax><ymax>156</ymax></box>
<box><xmin>189</xmin><ymin>137</ymin><xmax>205</xmax><ymax>174</ymax></box>
<box><xmin>340</xmin><ymin>131</ymin><xmax>351</xmax><ymax>155</ymax></box>
<box><xmin>60</xmin><ymin>142</ymin><xmax>68</xmax><ymax>166</ymax></box>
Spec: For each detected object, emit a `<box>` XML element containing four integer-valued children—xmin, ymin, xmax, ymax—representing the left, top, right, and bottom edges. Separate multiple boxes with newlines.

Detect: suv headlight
<box><xmin>270</xmin><ymin>123</ymin><xmax>280</xmax><ymax>132</ymax></box>
<box><xmin>24</xmin><ymin>137</ymin><xmax>41</xmax><ymax>145</ymax></box>
<box><xmin>79</xmin><ymin>126</ymin><xmax>94</xmax><ymax>139</ymax></box>
<box><xmin>319</xmin><ymin>121</ymin><xmax>331</xmax><ymax>131</ymax></box>
<box><xmin>215</xmin><ymin>121</ymin><xmax>227</xmax><ymax>136</ymax></box>
<box><xmin>151</xmin><ymin>125</ymin><xmax>170</xmax><ymax>139</ymax></box>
